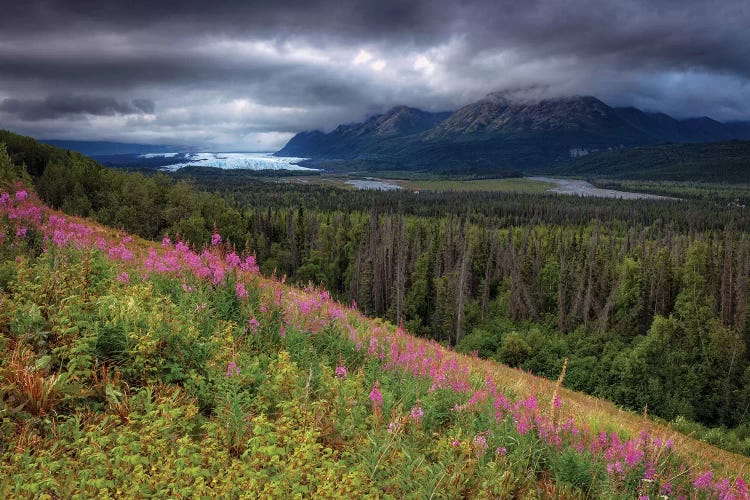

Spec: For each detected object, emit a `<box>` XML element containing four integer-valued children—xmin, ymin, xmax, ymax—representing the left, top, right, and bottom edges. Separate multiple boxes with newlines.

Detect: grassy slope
<box><xmin>1</xmin><ymin>187</ymin><xmax>749</xmax><ymax>497</ymax></box>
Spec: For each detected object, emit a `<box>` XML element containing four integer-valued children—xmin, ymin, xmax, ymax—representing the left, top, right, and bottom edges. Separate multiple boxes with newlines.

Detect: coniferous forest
<box><xmin>3</xmin><ymin>131</ymin><xmax>750</xmax><ymax>456</ymax></box>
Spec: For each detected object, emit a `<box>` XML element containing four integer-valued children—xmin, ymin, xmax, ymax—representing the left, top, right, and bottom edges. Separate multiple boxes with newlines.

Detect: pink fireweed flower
<box><xmin>15</xmin><ymin>190</ymin><xmax>27</xmax><ymax>202</ymax></box>
<box><xmin>452</xmin><ymin>439</ymin><xmax>461</xmax><ymax>447</ymax></box>
<box><xmin>335</xmin><ymin>365</ymin><xmax>347</xmax><ymax>378</ymax></box>
<box><xmin>226</xmin><ymin>361</ymin><xmax>240</xmax><ymax>378</ymax></box>
<box><xmin>240</xmin><ymin>255</ymin><xmax>259</xmax><ymax>273</ymax></box>
<box><xmin>16</xmin><ymin>226</ymin><xmax>27</xmax><ymax>237</ymax></box>
<box><xmin>660</xmin><ymin>482</ymin><xmax>672</xmax><ymax>496</ymax></box>
<box><xmin>226</xmin><ymin>252</ymin><xmax>241</xmax><ymax>268</ymax></box>
<box><xmin>116</xmin><ymin>272</ymin><xmax>129</xmax><ymax>284</ymax></box>
<box><xmin>248</xmin><ymin>318</ymin><xmax>260</xmax><ymax>331</ymax></box>
<box><xmin>693</xmin><ymin>471</ymin><xmax>713</xmax><ymax>489</ymax></box>
<box><xmin>496</xmin><ymin>446</ymin><xmax>507</xmax><ymax>456</ymax></box>
<box><xmin>387</xmin><ymin>421</ymin><xmax>401</xmax><ymax>433</ymax></box>
<box><xmin>279</xmin><ymin>324</ymin><xmax>286</xmax><ymax>337</ymax></box>
<box><xmin>235</xmin><ymin>281</ymin><xmax>249</xmax><ymax>299</ymax></box>
<box><xmin>52</xmin><ymin>229</ymin><xmax>67</xmax><ymax>247</ymax></box>
<box><xmin>161</xmin><ymin>236</ymin><xmax>172</xmax><ymax>247</ymax></box>
<box><xmin>409</xmin><ymin>404</ymin><xmax>424</xmax><ymax>422</ymax></box>
<box><xmin>369</xmin><ymin>382</ymin><xmax>383</xmax><ymax>409</ymax></box>
<box><xmin>553</xmin><ymin>395</ymin><xmax>562</xmax><ymax>410</ymax></box>
<box><xmin>211</xmin><ymin>232</ymin><xmax>222</xmax><ymax>246</ymax></box>
<box><xmin>473</xmin><ymin>434</ymin><xmax>489</xmax><ymax>457</ymax></box>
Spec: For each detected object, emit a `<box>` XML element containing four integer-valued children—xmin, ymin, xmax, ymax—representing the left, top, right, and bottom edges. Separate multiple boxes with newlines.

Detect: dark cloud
<box><xmin>0</xmin><ymin>95</ymin><xmax>155</xmax><ymax>121</ymax></box>
<box><xmin>0</xmin><ymin>0</ymin><xmax>748</xmax><ymax>148</ymax></box>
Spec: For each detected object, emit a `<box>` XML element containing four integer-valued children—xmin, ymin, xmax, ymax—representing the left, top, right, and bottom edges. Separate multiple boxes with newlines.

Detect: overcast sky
<box><xmin>1</xmin><ymin>0</ymin><xmax>749</xmax><ymax>150</ymax></box>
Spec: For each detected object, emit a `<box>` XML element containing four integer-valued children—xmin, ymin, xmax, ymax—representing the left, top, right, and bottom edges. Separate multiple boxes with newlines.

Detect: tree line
<box><xmin>2</xmin><ymin>131</ymin><xmax>750</xmax><ymax>437</ymax></box>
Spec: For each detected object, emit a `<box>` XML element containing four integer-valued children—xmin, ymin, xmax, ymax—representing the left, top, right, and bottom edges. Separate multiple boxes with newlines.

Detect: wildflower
<box><xmin>116</xmin><ymin>272</ymin><xmax>129</xmax><ymax>284</ymax></box>
<box><xmin>496</xmin><ymin>446</ymin><xmax>507</xmax><ymax>456</ymax></box>
<box><xmin>52</xmin><ymin>229</ymin><xmax>67</xmax><ymax>247</ymax></box>
<box><xmin>409</xmin><ymin>404</ymin><xmax>424</xmax><ymax>422</ymax></box>
<box><xmin>452</xmin><ymin>439</ymin><xmax>461</xmax><ymax>447</ymax></box>
<box><xmin>643</xmin><ymin>461</ymin><xmax>656</xmax><ymax>481</ymax></box>
<box><xmin>369</xmin><ymin>382</ymin><xmax>383</xmax><ymax>409</ymax></box>
<box><xmin>15</xmin><ymin>190</ymin><xmax>27</xmax><ymax>202</ymax></box>
<box><xmin>162</xmin><ymin>236</ymin><xmax>171</xmax><ymax>247</ymax></box>
<box><xmin>736</xmin><ymin>478</ymin><xmax>747</xmax><ymax>495</ymax></box>
<box><xmin>659</xmin><ymin>482</ymin><xmax>672</xmax><ymax>496</ymax></box>
<box><xmin>279</xmin><ymin>324</ymin><xmax>286</xmax><ymax>337</ymax></box>
<box><xmin>16</xmin><ymin>226</ymin><xmax>27</xmax><ymax>237</ymax></box>
<box><xmin>387</xmin><ymin>421</ymin><xmax>400</xmax><ymax>433</ymax></box>
<box><xmin>515</xmin><ymin>416</ymin><xmax>531</xmax><ymax>435</ymax></box>
<box><xmin>235</xmin><ymin>281</ymin><xmax>249</xmax><ymax>299</ymax></box>
<box><xmin>553</xmin><ymin>395</ymin><xmax>562</xmax><ymax>410</ymax></box>
<box><xmin>248</xmin><ymin>318</ymin><xmax>260</xmax><ymax>331</ymax></box>
<box><xmin>226</xmin><ymin>361</ymin><xmax>240</xmax><ymax>378</ymax></box>
<box><xmin>473</xmin><ymin>434</ymin><xmax>488</xmax><ymax>456</ymax></box>
<box><xmin>335</xmin><ymin>365</ymin><xmax>348</xmax><ymax>378</ymax></box>
<box><xmin>226</xmin><ymin>251</ymin><xmax>241</xmax><ymax>268</ymax></box>
<box><xmin>211</xmin><ymin>232</ymin><xmax>222</xmax><ymax>246</ymax></box>
<box><xmin>240</xmin><ymin>255</ymin><xmax>259</xmax><ymax>273</ymax></box>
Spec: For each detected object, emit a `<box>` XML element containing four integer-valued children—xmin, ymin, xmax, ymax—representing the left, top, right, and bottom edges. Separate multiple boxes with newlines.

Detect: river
<box><xmin>527</xmin><ymin>177</ymin><xmax>677</xmax><ymax>200</ymax></box>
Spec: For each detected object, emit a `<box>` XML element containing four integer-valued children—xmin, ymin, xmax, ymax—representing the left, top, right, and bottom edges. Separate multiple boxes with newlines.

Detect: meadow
<box><xmin>2</xmin><ymin>185</ymin><xmax>749</xmax><ymax>498</ymax></box>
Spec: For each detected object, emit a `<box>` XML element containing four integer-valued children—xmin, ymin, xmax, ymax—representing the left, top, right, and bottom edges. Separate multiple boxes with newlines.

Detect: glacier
<box><xmin>141</xmin><ymin>152</ymin><xmax>314</xmax><ymax>171</ymax></box>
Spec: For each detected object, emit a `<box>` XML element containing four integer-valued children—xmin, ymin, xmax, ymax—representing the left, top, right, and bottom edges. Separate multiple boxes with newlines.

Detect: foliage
<box><xmin>2</xmin><ymin>185</ymin><xmax>749</xmax><ymax>497</ymax></box>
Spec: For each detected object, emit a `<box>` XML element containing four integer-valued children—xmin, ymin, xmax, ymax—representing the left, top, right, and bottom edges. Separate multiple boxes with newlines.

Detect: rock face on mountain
<box><xmin>276</xmin><ymin>94</ymin><xmax>750</xmax><ymax>173</ymax></box>
<box><xmin>277</xmin><ymin>106</ymin><xmax>450</xmax><ymax>159</ymax></box>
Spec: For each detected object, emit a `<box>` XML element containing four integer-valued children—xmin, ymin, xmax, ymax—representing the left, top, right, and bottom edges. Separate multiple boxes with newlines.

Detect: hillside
<box><xmin>1</xmin><ymin>169</ymin><xmax>750</xmax><ymax>496</ymax></box>
<box><xmin>276</xmin><ymin>94</ymin><xmax>750</xmax><ymax>174</ymax></box>
<box><xmin>556</xmin><ymin>140</ymin><xmax>750</xmax><ymax>182</ymax></box>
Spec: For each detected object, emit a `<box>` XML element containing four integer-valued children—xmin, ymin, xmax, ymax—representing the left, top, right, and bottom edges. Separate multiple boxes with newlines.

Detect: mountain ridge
<box><xmin>276</xmin><ymin>94</ymin><xmax>750</xmax><ymax>173</ymax></box>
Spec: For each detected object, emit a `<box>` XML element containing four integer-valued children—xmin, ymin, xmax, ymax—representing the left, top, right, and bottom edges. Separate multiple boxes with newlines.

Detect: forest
<box><xmin>3</xmin><ymin>130</ymin><xmax>750</xmax><ymax>455</ymax></box>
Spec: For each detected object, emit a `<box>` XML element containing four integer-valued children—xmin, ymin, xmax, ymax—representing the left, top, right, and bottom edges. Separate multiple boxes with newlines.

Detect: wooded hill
<box><xmin>556</xmin><ymin>140</ymin><xmax>750</xmax><ymax>182</ymax></box>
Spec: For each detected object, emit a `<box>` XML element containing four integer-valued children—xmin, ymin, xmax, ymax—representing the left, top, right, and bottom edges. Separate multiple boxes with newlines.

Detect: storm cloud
<box><xmin>0</xmin><ymin>95</ymin><xmax>154</xmax><ymax>121</ymax></box>
<box><xmin>0</xmin><ymin>0</ymin><xmax>748</xmax><ymax>149</ymax></box>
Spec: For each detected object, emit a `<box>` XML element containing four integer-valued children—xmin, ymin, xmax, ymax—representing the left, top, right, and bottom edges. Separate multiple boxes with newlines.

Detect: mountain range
<box><xmin>276</xmin><ymin>94</ymin><xmax>750</xmax><ymax>173</ymax></box>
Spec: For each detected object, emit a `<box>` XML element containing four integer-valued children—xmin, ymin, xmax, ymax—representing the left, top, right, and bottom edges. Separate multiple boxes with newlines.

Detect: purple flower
<box><xmin>226</xmin><ymin>361</ymin><xmax>240</xmax><ymax>378</ymax></box>
<box><xmin>369</xmin><ymin>382</ymin><xmax>383</xmax><ymax>408</ymax></box>
<box><xmin>409</xmin><ymin>404</ymin><xmax>424</xmax><ymax>422</ymax></box>
<box><xmin>473</xmin><ymin>434</ymin><xmax>488</xmax><ymax>456</ymax></box>
<box><xmin>693</xmin><ymin>470</ymin><xmax>712</xmax><ymax>489</ymax></box>
<box><xmin>117</xmin><ymin>272</ymin><xmax>129</xmax><ymax>284</ymax></box>
<box><xmin>553</xmin><ymin>395</ymin><xmax>562</xmax><ymax>410</ymax></box>
<box><xmin>211</xmin><ymin>232</ymin><xmax>222</xmax><ymax>246</ymax></box>
<box><xmin>335</xmin><ymin>365</ymin><xmax>348</xmax><ymax>378</ymax></box>
<box><xmin>235</xmin><ymin>281</ymin><xmax>249</xmax><ymax>299</ymax></box>
<box><xmin>660</xmin><ymin>482</ymin><xmax>672</xmax><ymax>496</ymax></box>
